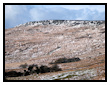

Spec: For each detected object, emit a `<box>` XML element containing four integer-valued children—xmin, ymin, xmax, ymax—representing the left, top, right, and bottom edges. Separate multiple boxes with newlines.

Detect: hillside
<box><xmin>5</xmin><ymin>20</ymin><xmax>105</xmax><ymax>80</ymax></box>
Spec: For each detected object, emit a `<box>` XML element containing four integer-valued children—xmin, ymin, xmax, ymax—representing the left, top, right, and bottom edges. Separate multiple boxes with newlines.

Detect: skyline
<box><xmin>5</xmin><ymin>5</ymin><xmax>105</xmax><ymax>29</ymax></box>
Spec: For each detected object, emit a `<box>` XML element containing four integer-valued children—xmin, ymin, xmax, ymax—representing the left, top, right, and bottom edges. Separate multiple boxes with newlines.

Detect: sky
<box><xmin>5</xmin><ymin>5</ymin><xmax>105</xmax><ymax>29</ymax></box>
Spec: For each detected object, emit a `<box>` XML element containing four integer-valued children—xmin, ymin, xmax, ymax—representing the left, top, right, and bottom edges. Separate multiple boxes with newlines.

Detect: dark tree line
<box><xmin>5</xmin><ymin>64</ymin><xmax>62</xmax><ymax>77</ymax></box>
<box><xmin>50</xmin><ymin>57</ymin><xmax>81</xmax><ymax>64</ymax></box>
<box><xmin>5</xmin><ymin>57</ymin><xmax>81</xmax><ymax>78</ymax></box>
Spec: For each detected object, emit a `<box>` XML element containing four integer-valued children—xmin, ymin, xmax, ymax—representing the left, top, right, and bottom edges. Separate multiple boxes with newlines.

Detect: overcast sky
<box><xmin>5</xmin><ymin>5</ymin><xmax>105</xmax><ymax>29</ymax></box>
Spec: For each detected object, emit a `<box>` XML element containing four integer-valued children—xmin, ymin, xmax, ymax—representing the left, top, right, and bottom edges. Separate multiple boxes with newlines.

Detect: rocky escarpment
<box><xmin>5</xmin><ymin>20</ymin><xmax>105</xmax><ymax>80</ymax></box>
<box><xmin>15</xmin><ymin>20</ymin><xmax>105</xmax><ymax>27</ymax></box>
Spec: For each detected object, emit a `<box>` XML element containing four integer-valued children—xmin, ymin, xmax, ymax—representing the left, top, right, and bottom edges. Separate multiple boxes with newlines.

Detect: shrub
<box><xmin>5</xmin><ymin>71</ymin><xmax>23</xmax><ymax>77</ymax></box>
<box><xmin>39</xmin><ymin>64</ymin><xmax>62</xmax><ymax>73</ymax></box>
<box><xmin>50</xmin><ymin>64</ymin><xmax>62</xmax><ymax>72</ymax></box>
<box><xmin>28</xmin><ymin>64</ymin><xmax>40</xmax><ymax>74</ymax></box>
<box><xmin>19</xmin><ymin>63</ymin><xmax>28</xmax><ymax>68</ymax></box>
<box><xmin>28</xmin><ymin>65</ymin><xmax>34</xmax><ymax>72</ymax></box>
<box><xmin>50</xmin><ymin>57</ymin><xmax>81</xmax><ymax>64</ymax></box>
<box><xmin>67</xmin><ymin>57</ymin><xmax>80</xmax><ymax>62</ymax></box>
<box><xmin>35</xmin><ymin>68</ymin><xmax>40</xmax><ymax>74</ymax></box>
<box><xmin>39</xmin><ymin>65</ymin><xmax>50</xmax><ymax>73</ymax></box>
<box><xmin>23</xmin><ymin>70</ymin><xmax>30</xmax><ymax>76</ymax></box>
<box><xmin>54</xmin><ymin>57</ymin><xmax>68</xmax><ymax>64</ymax></box>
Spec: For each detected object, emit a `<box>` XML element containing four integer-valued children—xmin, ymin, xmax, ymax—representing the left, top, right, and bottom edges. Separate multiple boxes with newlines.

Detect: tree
<box><xmin>28</xmin><ymin>65</ymin><xmax>34</xmax><ymax>72</ymax></box>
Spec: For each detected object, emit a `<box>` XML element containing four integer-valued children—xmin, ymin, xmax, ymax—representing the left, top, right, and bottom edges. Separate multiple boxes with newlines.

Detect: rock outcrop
<box><xmin>15</xmin><ymin>20</ymin><xmax>105</xmax><ymax>27</ymax></box>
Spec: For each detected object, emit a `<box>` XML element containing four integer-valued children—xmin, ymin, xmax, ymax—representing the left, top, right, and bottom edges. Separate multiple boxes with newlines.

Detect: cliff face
<box><xmin>5</xmin><ymin>20</ymin><xmax>105</xmax><ymax>80</ymax></box>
